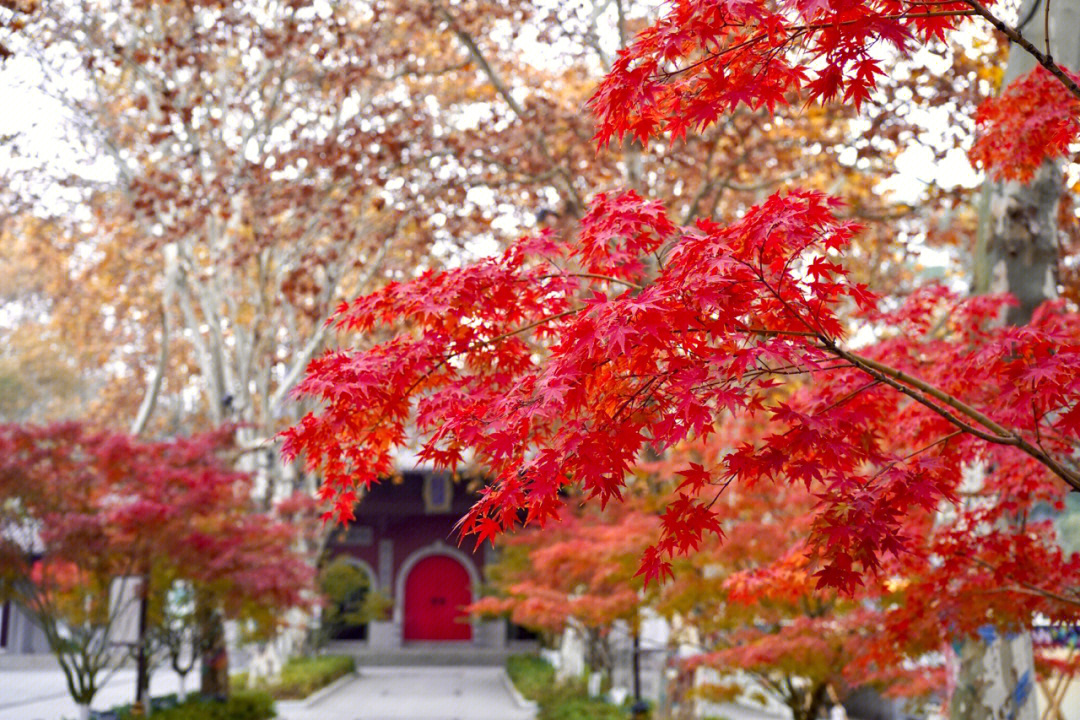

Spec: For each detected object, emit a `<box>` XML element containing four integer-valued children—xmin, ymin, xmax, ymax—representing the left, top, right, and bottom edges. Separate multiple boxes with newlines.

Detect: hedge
<box><xmin>233</xmin><ymin>654</ymin><xmax>356</xmax><ymax>700</ymax></box>
<box><xmin>506</xmin><ymin>654</ymin><xmax>625</xmax><ymax>720</ymax></box>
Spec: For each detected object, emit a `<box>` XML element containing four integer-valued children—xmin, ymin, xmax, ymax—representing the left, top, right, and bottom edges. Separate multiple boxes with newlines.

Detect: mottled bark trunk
<box><xmin>955</xmin><ymin>1</ymin><xmax>1079</xmax><ymax>717</ymax></box>
<box><xmin>952</xmin><ymin>631</ymin><xmax>1038</xmax><ymax>720</ymax></box>
<box><xmin>975</xmin><ymin>163</ymin><xmax>1062</xmax><ymax>320</ymax></box>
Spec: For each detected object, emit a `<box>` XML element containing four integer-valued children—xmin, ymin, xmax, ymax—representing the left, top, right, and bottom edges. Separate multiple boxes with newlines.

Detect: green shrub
<box><xmin>505</xmin><ymin>654</ymin><xmax>624</xmax><ymax>720</ymax></box>
<box><xmin>107</xmin><ymin>691</ymin><xmax>274</xmax><ymax>720</ymax></box>
<box><xmin>234</xmin><ymin>654</ymin><xmax>356</xmax><ymax>700</ymax></box>
<box><xmin>506</xmin><ymin>654</ymin><xmax>556</xmax><ymax>701</ymax></box>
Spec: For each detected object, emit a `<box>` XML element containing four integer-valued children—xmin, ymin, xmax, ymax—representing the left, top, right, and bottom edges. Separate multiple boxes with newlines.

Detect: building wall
<box><xmin>0</xmin><ymin>601</ymin><xmax>52</xmax><ymax>656</ymax></box>
<box><xmin>324</xmin><ymin>472</ymin><xmax>503</xmax><ymax>649</ymax></box>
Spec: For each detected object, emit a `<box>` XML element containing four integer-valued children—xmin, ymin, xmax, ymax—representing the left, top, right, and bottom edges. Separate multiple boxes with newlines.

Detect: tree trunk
<box><xmin>197</xmin><ymin>603</ymin><xmax>229</xmax><ymax>698</ymax></box>
<box><xmin>76</xmin><ymin>704</ymin><xmax>91</xmax><ymax>720</ymax></box>
<box><xmin>952</xmin><ymin>630</ymin><xmax>1038</xmax><ymax>720</ymax></box>
<box><xmin>790</xmin><ymin>683</ymin><xmax>829</xmax><ymax>720</ymax></box>
<box><xmin>135</xmin><ymin>576</ymin><xmax>150</xmax><ymax>710</ymax></box>
<box><xmin>955</xmin><ymin>1</ymin><xmax>1080</xmax><ymax>717</ymax></box>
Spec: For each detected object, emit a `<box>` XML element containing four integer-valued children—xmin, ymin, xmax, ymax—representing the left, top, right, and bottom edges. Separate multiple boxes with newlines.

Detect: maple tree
<box><xmin>663</xmin><ymin>410</ymin><xmax>1079</xmax><ymax>717</ymax></box>
<box><xmin>282</xmin><ymin>5</ymin><xmax>1080</xmax><ymax>713</ymax></box>
<box><xmin>471</xmin><ymin>484</ymin><xmax>867</xmax><ymax>719</ymax></box>
<box><xmin>0</xmin><ymin>422</ymin><xmax>312</xmax><ymax>714</ymax></box>
<box><xmin>472</xmin><ymin>499</ymin><xmax>660</xmax><ymax>677</ymax></box>
<box><xmin>475</xmin><ymin>414</ymin><xmax>1075</xmax><ymax>719</ymax></box>
<box><xmin>285</xmin><ymin>187</ymin><xmax>1080</xmax><ymax>588</ymax></box>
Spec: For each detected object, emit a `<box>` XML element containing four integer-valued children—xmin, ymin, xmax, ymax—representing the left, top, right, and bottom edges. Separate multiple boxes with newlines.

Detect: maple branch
<box><xmin>482</xmin><ymin>307</ymin><xmax>586</xmax><ymax>349</ymax></box>
<box><xmin>836</xmin><ymin>348</ymin><xmax>1013</xmax><ymax>437</ymax></box>
<box><xmin>541</xmin><ymin>272</ymin><xmax>645</xmax><ymax>290</ymax></box>
<box><xmin>865</xmin><ymin>431</ymin><xmax>963</xmax><ymax>485</ymax></box>
<box><xmin>657</xmin><ymin>11</ymin><xmax>978</xmax><ymax>81</ymax></box>
<box><xmin>400</xmin><ymin>306</ymin><xmax>588</xmax><ymax>410</ymax></box>
<box><xmin>751</xmin><ymin>362</ymin><xmax>855</xmax><ymax>376</ymax></box>
<box><xmin>826</xmin><ymin>342</ymin><xmax>1080</xmax><ymax>492</ymax></box>
<box><xmin>739</xmin><ymin>326</ymin><xmax>818</xmax><ymax>338</ymax></box>
<box><xmin>970</xmin><ymin>556</ymin><xmax>1080</xmax><ymax>609</ymax></box>
<box><xmin>612</xmin><ymin>375</ymin><xmax>662</xmax><ymax>424</ymax></box>
<box><xmin>961</xmin><ymin>0</ymin><xmax>1080</xmax><ymax>101</ymax></box>
<box><xmin>816</xmin><ymin>380</ymin><xmax>883</xmax><ymax>416</ymax></box>
<box><xmin>740</xmin><ymin>270</ymin><xmax>1079</xmax><ymax>489</ymax></box>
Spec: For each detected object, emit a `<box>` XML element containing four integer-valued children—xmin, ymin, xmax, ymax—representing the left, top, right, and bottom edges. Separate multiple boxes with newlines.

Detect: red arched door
<box><xmin>403</xmin><ymin>554</ymin><xmax>473</xmax><ymax>641</ymax></box>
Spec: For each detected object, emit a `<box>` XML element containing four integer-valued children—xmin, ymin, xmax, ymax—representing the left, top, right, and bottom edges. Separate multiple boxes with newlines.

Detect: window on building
<box><xmin>423</xmin><ymin>474</ymin><xmax>452</xmax><ymax>513</ymax></box>
<box><xmin>334</xmin><ymin>524</ymin><xmax>374</xmax><ymax>546</ymax></box>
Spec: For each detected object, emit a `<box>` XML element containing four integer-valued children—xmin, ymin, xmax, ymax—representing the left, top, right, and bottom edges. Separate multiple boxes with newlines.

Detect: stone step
<box><xmin>324</xmin><ymin>641</ymin><xmax>538</xmax><ymax>667</ymax></box>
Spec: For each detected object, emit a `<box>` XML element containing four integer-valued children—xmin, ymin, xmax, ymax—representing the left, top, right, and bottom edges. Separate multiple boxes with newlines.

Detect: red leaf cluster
<box><xmin>285</xmin><ymin>185</ymin><xmax>1080</xmax><ymax>595</ymax></box>
<box><xmin>0</xmin><ymin>423</ymin><xmax>313</xmax><ymax>623</ymax></box>
<box><xmin>969</xmin><ymin>65</ymin><xmax>1080</xmax><ymax>181</ymax></box>
<box><xmin>589</xmin><ymin>0</ymin><xmax>979</xmax><ymax>146</ymax></box>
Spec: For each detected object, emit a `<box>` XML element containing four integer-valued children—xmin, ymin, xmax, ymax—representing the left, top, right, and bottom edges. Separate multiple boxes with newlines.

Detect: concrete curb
<box><xmin>499</xmin><ymin>669</ymin><xmax>540</xmax><ymax>714</ymax></box>
<box><xmin>300</xmin><ymin>671</ymin><xmax>359</xmax><ymax>708</ymax></box>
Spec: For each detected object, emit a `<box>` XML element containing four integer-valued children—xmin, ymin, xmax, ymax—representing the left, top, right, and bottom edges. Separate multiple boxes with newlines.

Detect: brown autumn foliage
<box><xmin>0</xmin><ymin>0</ymin><xmax>996</xmax><ymax>495</ymax></box>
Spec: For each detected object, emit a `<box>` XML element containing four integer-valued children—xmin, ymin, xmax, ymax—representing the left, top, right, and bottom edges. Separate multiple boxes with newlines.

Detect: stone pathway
<box><xmin>696</xmin><ymin>701</ymin><xmax>793</xmax><ymax>720</ymax></box>
<box><xmin>0</xmin><ymin>667</ymin><xmax>186</xmax><ymax>720</ymax></box>
<box><xmin>0</xmin><ymin>663</ymin><xmax>792</xmax><ymax>720</ymax></box>
<box><xmin>276</xmin><ymin>666</ymin><xmax>535</xmax><ymax>720</ymax></box>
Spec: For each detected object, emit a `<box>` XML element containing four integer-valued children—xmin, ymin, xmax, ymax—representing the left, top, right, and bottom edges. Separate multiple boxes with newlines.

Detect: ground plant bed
<box><xmin>506</xmin><ymin>654</ymin><xmax>624</xmax><ymax>720</ymax></box>
<box><xmin>102</xmin><ymin>691</ymin><xmax>275</xmax><ymax>720</ymax></box>
<box><xmin>231</xmin><ymin>654</ymin><xmax>356</xmax><ymax>700</ymax></box>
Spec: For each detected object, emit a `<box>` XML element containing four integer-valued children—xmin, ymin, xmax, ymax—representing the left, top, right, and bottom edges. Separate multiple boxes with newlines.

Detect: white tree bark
<box><xmin>955</xmin><ymin>1</ymin><xmax>1080</xmax><ymax>717</ymax></box>
<box><xmin>952</xmin><ymin>630</ymin><xmax>1038</xmax><ymax>720</ymax></box>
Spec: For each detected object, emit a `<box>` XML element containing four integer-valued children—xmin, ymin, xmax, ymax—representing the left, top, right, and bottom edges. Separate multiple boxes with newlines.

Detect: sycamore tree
<box><xmin>0</xmin><ymin>0</ymin><xmax>972</xmax><ymax>452</ymax></box>
<box><xmin>0</xmin><ymin>422</ymin><xmax>312</xmax><ymax>715</ymax></box>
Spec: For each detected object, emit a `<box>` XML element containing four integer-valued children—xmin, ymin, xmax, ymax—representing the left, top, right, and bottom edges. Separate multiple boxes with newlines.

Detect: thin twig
<box><xmin>962</xmin><ymin>0</ymin><xmax>1080</xmax><ymax>100</ymax></box>
<box><xmin>1044</xmin><ymin>0</ymin><xmax>1052</xmax><ymax>58</ymax></box>
<box><xmin>540</xmin><ymin>272</ymin><xmax>645</xmax><ymax>291</ymax></box>
<box><xmin>971</xmin><ymin>556</ymin><xmax>1080</xmax><ymax>609</ymax></box>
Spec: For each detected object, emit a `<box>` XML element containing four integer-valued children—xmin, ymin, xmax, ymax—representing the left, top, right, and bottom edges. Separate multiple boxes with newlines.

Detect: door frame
<box><xmin>395</xmin><ymin>541</ymin><xmax>479</xmax><ymax>641</ymax></box>
<box><xmin>322</xmin><ymin>556</ymin><xmax>377</xmax><ymax>641</ymax></box>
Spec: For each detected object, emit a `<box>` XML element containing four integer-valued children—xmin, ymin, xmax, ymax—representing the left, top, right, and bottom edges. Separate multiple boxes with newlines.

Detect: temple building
<box><xmin>320</xmin><ymin>469</ymin><xmax>529</xmax><ymax>653</ymax></box>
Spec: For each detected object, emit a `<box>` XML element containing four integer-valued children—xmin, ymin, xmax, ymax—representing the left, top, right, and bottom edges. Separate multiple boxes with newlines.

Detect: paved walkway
<box><xmin>0</xmin><ymin>663</ymin><xmax>791</xmax><ymax>720</ymax></box>
<box><xmin>276</xmin><ymin>666</ymin><xmax>535</xmax><ymax>720</ymax></box>
<box><xmin>0</xmin><ymin>665</ymin><xmax>530</xmax><ymax>720</ymax></box>
<box><xmin>697</xmin><ymin>701</ymin><xmax>792</xmax><ymax>720</ymax></box>
<box><xmin>0</xmin><ymin>667</ymin><xmax>186</xmax><ymax>720</ymax></box>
